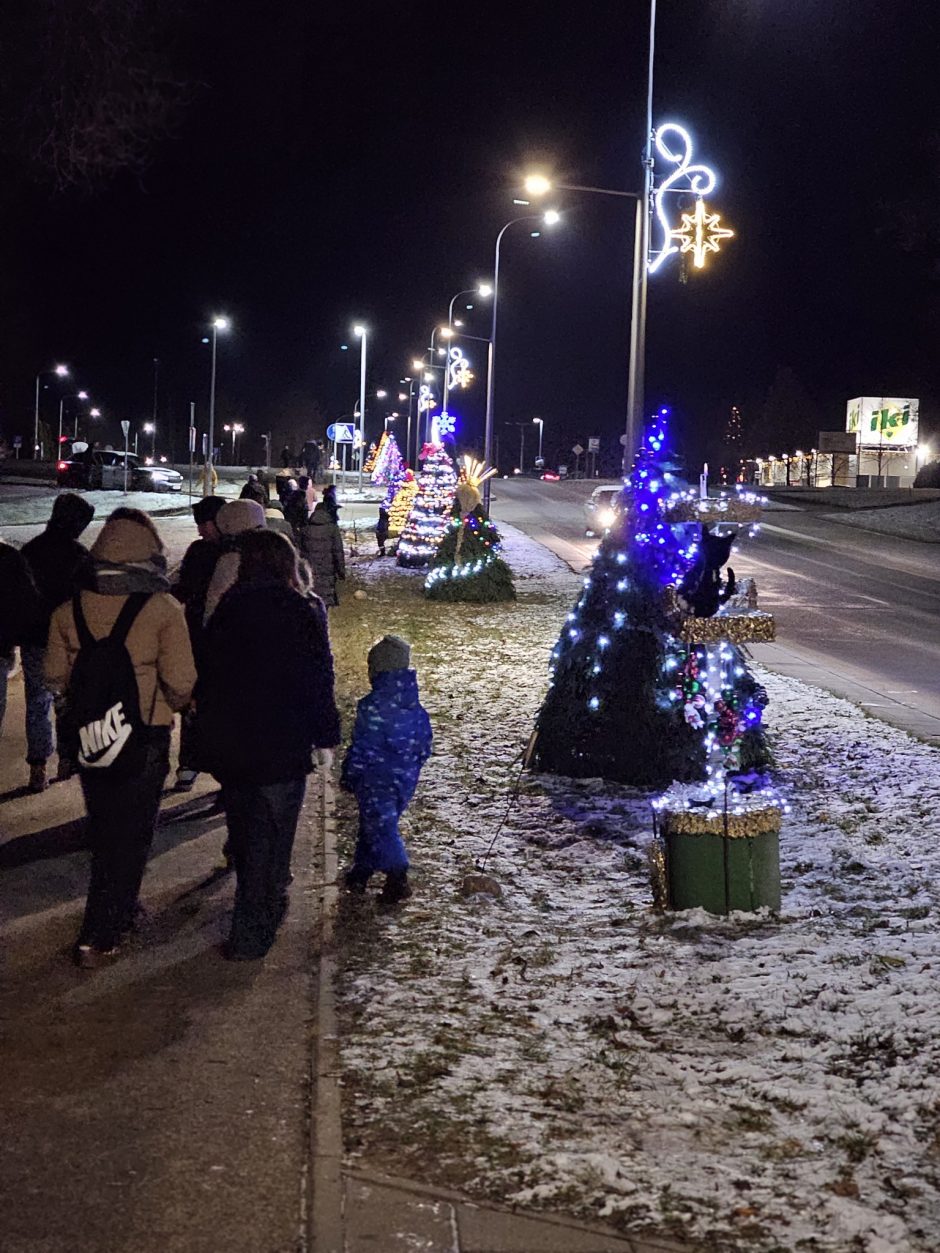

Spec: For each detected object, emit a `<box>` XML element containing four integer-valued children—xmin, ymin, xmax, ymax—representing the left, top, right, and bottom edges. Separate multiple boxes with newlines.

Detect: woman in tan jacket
<box><xmin>45</xmin><ymin>508</ymin><xmax>196</xmax><ymax>968</ymax></box>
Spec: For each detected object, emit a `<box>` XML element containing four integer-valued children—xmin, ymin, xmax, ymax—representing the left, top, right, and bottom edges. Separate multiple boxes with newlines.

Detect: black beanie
<box><xmin>192</xmin><ymin>495</ymin><xmax>227</xmax><ymax>525</ymax></box>
<box><xmin>49</xmin><ymin>492</ymin><xmax>95</xmax><ymax>538</ymax></box>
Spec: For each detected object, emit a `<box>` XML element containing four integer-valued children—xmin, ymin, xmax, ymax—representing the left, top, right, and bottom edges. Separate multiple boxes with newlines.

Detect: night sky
<box><xmin>1</xmin><ymin>0</ymin><xmax>937</xmax><ymax>471</ymax></box>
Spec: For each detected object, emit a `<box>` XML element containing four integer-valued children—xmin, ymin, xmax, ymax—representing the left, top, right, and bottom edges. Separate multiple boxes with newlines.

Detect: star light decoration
<box><xmin>668</xmin><ymin>198</ymin><xmax>734</xmax><ymax>270</ymax></box>
<box><xmin>648</xmin><ymin>122</ymin><xmax>734</xmax><ymax>274</ymax></box>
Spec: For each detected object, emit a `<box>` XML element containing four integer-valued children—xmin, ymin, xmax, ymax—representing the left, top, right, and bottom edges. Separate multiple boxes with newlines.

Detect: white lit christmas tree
<box><xmin>396</xmin><ymin>424</ymin><xmax>457</xmax><ymax>568</ymax></box>
<box><xmin>372</xmin><ymin>432</ymin><xmax>404</xmax><ymax>488</ymax></box>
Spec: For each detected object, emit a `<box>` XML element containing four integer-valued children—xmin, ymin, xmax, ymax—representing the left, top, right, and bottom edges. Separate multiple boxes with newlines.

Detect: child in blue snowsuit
<box><xmin>341</xmin><ymin>635</ymin><xmax>432</xmax><ymax>903</ymax></box>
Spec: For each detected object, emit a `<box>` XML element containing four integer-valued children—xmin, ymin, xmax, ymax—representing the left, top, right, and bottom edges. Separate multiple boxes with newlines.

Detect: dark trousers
<box><xmin>222</xmin><ymin>777</ymin><xmax>306</xmax><ymax>957</ymax></box>
<box><xmin>77</xmin><ymin>730</ymin><xmax>170</xmax><ymax>950</ymax></box>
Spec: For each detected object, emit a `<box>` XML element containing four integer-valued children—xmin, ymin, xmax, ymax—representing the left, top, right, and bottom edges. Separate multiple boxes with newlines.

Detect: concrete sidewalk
<box><xmin>311</xmin><ymin>773</ymin><xmax>693</xmax><ymax>1253</ymax></box>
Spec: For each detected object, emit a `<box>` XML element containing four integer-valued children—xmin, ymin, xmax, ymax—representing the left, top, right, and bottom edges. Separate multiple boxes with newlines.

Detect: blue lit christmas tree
<box><xmin>532</xmin><ymin>415</ymin><xmax>772</xmax><ymax>788</ymax></box>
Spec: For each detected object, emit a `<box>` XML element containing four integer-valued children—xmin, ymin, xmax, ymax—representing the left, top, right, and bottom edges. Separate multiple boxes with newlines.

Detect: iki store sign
<box><xmin>846</xmin><ymin>397</ymin><xmax>919</xmax><ymax>449</ymax></box>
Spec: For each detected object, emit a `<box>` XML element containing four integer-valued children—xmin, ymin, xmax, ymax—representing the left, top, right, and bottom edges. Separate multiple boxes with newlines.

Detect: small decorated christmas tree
<box><xmin>426</xmin><ymin>457</ymin><xmax>515</xmax><ymax>602</ymax></box>
<box><xmin>387</xmin><ymin>470</ymin><xmax>417</xmax><ymax>538</ymax></box>
<box><xmin>363</xmin><ymin>436</ymin><xmax>383</xmax><ymax>475</ymax></box>
<box><xmin>397</xmin><ymin>431</ymin><xmax>458</xmax><ymax>568</ymax></box>
<box><xmin>372</xmin><ymin>432</ymin><xmax>403</xmax><ymax>487</ymax></box>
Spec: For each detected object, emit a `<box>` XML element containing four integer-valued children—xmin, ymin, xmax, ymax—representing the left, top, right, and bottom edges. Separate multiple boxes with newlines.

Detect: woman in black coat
<box><xmin>197</xmin><ymin>529</ymin><xmax>340</xmax><ymax>959</ymax></box>
<box><xmin>299</xmin><ymin>502</ymin><xmax>345</xmax><ymax>607</ymax></box>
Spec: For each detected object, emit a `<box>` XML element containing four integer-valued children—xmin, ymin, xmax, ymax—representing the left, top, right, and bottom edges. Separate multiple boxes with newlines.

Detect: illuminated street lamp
<box><xmin>144</xmin><ymin>421</ymin><xmax>156</xmax><ymax>457</ymax></box>
<box><xmin>34</xmin><ymin>364</ymin><xmax>69</xmax><ymax>459</ymax></box>
<box><xmin>353</xmin><ymin>324</ymin><xmax>367</xmax><ymax>490</ymax></box>
<box><xmin>532</xmin><ymin>416</ymin><xmax>544</xmax><ymax>464</ymax></box>
<box><xmin>482</xmin><ymin>210</ymin><xmax>561</xmax><ymax>508</ymax></box>
<box><xmin>223</xmin><ymin>421</ymin><xmax>245</xmax><ymax>463</ymax></box>
<box><xmin>205</xmin><ymin>315</ymin><xmax>230</xmax><ymax>495</ymax></box>
<box><xmin>58</xmin><ymin>391</ymin><xmax>89</xmax><ymax>450</ymax></box>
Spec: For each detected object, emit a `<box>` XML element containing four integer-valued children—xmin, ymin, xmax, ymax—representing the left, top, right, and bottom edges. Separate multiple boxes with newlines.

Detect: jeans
<box><xmin>21</xmin><ymin>644</ymin><xmax>55</xmax><ymax>765</ymax></box>
<box><xmin>351</xmin><ymin>787</ymin><xmax>410</xmax><ymax>879</ymax></box>
<box><xmin>77</xmin><ymin>730</ymin><xmax>170</xmax><ymax>950</ymax></box>
<box><xmin>222</xmin><ymin>777</ymin><xmax>306</xmax><ymax>957</ymax></box>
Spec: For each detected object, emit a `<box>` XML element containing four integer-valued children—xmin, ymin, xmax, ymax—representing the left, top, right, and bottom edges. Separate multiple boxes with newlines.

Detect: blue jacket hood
<box><xmin>370</xmin><ymin>667</ymin><xmax>421</xmax><ymax>708</ymax></box>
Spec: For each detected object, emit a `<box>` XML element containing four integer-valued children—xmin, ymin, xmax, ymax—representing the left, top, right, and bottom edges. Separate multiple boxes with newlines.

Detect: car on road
<box><xmin>57</xmin><ymin>449</ymin><xmax>184</xmax><ymax>493</ymax></box>
<box><xmin>584</xmin><ymin>484</ymin><xmax>623</xmax><ymax>536</ymax></box>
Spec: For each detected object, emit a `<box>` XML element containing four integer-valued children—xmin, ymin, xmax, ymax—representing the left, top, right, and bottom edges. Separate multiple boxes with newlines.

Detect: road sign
<box><xmin>327</xmin><ymin>422</ymin><xmax>355</xmax><ymax>443</ymax></box>
<box><xmin>120</xmin><ymin>420</ymin><xmax>130</xmax><ymax>437</ymax></box>
<box><xmin>572</xmin><ymin>443</ymin><xmax>584</xmax><ymax>456</ymax></box>
<box><xmin>12</xmin><ymin>434</ymin><xmax>22</xmax><ymax>448</ymax></box>
<box><xmin>588</xmin><ymin>437</ymin><xmax>600</xmax><ymax>453</ymax></box>
<box><xmin>558</xmin><ymin>464</ymin><xmax>568</xmax><ymax>476</ymax></box>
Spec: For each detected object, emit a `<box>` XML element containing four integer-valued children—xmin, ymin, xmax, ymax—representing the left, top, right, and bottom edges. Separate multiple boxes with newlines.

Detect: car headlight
<box><xmin>597</xmin><ymin>508</ymin><xmax>615</xmax><ymax>528</ymax></box>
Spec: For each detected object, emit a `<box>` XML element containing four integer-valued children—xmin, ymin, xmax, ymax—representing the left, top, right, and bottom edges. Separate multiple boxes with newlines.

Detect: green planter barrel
<box><xmin>663</xmin><ymin>826</ymin><xmax>780</xmax><ymax>914</ymax></box>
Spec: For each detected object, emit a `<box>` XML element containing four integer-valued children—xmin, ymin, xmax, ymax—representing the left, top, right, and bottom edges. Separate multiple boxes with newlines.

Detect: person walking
<box><xmin>0</xmin><ymin>541</ymin><xmax>40</xmax><ymax>741</ymax></box>
<box><xmin>299</xmin><ymin>500</ymin><xmax>345</xmax><ymax>607</ymax></box>
<box><xmin>341</xmin><ymin>635</ymin><xmax>432</xmax><ymax>904</ymax></box>
<box><xmin>239</xmin><ymin>472</ymin><xmax>268</xmax><ymax>506</ymax></box>
<box><xmin>44</xmin><ymin>508</ymin><xmax>196</xmax><ymax>968</ymax></box>
<box><xmin>302</xmin><ymin>437</ymin><xmax>321</xmax><ymax>484</ymax></box>
<box><xmin>196</xmin><ymin>528</ymin><xmax>340</xmax><ymax>959</ymax></box>
<box><xmin>171</xmin><ymin>495</ymin><xmax>226</xmax><ymax>791</ymax></box>
<box><xmin>280</xmin><ymin>444</ymin><xmax>295</xmax><ymax>469</ymax></box>
<box><xmin>20</xmin><ymin>493</ymin><xmax>95</xmax><ymax>790</ymax></box>
<box><xmin>322</xmin><ymin>483</ymin><xmax>341</xmax><ymax>524</ymax></box>
<box><xmin>201</xmin><ymin>498</ymin><xmax>266</xmax><ymax>624</ymax></box>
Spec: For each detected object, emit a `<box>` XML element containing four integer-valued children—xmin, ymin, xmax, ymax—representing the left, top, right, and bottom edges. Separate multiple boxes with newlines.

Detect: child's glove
<box><xmin>315</xmin><ymin>748</ymin><xmax>334</xmax><ymax>770</ymax></box>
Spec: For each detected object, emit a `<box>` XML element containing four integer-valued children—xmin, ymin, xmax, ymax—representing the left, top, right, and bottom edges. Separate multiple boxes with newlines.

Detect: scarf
<box><xmin>90</xmin><ymin>552</ymin><xmax>170</xmax><ymax>596</ymax></box>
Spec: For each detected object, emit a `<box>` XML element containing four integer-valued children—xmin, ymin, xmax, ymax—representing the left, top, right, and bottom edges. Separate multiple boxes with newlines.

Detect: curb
<box><xmin>309</xmin><ymin>765</ymin><xmax>345</xmax><ymax>1252</ymax></box>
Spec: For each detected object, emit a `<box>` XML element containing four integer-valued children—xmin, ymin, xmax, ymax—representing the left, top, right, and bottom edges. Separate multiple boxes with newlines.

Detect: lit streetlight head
<box><xmin>543</xmin><ymin>209</ymin><xmax>561</xmax><ymax>226</ymax></box>
<box><xmin>353</xmin><ymin>324</ymin><xmax>366</xmax><ymax>337</ymax></box>
<box><xmin>55</xmin><ymin>364</ymin><xmax>69</xmax><ymax>377</ymax></box>
<box><xmin>77</xmin><ymin>391</ymin><xmax>89</xmax><ymax>400</ymax></box>
<box><xmin>439</xmin><ymin>327</ymin><xmax>454</xmax><ymax>338</ymax></box>
<box><xmin>532</xmin><ymin>417</ymin><xmax>542</xmax><ymax>425</ymax></box>
<box><xmin>411</xmin><ymin>359</ymin><xmax>424</xmax><ymax>372</ymax></box>
<box><xmin>477</xmin><ymin>283</ymin><xmax>493</xmax><ymax>298</ymax></box>
<box><xmin>89</xmin><ymin>408</ymin><xmax>101</xmax><ymax>417</ymax></box>
<box><xmin>143</xmin><ymin>422</ymin><xmax>154</xmax><ymax>433</ymax></box>
<box><xmin>524</xmin><ymin>174</ymin><xmax>552</xmax><ymax>197</ymax></box>
<box><xmin>398</xmin><ymin>392</ymin><xmax>407</xmax><ymax>402</ymax></box>
<box><xmin>423</xmin><ymin>373</ymin><xmax>435</xmax><ymax>382</ymax></box>
<box><xmin>212</xmin><ymin>316</ymin><xmax>230</xmax><ymax>331</ymax></box>
<box><xmin>376</xmin><ymin>389</ymin><xmax>387</xmax><ymax>398</ymax></box>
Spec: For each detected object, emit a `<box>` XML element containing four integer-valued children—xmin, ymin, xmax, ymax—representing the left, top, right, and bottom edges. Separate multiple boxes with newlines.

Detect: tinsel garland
<box><xmin>664</xmin><ymin>496</ymin><xmax>764</xmax><ymax>524</ymax></box>
<box><xmin>680</xmin><ymin>611</ymin><xmax>776</xmax><ymax>645</ymax></box>
<box><xmin>655</xmin><ymin>789</ymin><xmax>783</xmax><ymax>838</ymax></box>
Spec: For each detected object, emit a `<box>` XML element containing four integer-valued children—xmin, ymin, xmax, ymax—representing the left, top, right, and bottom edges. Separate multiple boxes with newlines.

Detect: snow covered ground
<box><xmin>824</xmin><ymin>499</ymin><xmax>940</xmax><ymax>543</ymax></box>
<box><xmin>331</xmin><ymin>524</ymin><xmax>940</xmax><ymax>1252</ymax></box>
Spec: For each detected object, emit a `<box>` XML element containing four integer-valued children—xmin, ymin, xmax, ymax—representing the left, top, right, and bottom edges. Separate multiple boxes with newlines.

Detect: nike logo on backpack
<box><xmin>78</xmin><ymin>701</ymin><xmax>133</xmax><ymax>768</ymax></box>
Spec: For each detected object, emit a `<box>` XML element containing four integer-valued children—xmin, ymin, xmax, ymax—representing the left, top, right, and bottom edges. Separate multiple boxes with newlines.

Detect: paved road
<box><xmin>490</xmin><ymin>478</ymin><xmax>940</xmax><ymax>744</ymax></box>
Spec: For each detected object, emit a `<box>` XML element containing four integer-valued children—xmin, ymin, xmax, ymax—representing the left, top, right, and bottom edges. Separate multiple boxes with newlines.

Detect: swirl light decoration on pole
<box><xmin>205</xmin><ymin>316</ymin><xmax>230</xmax><ymax>496</ymax></box>
<box><xmin>647</xmin><ymin>123</ymin><xmax>732</xmax><ymax>274</ymax></box>
<box><xmin>482</xmin><ymin>209</ymin><xmax>561</xmax><ymax>510</ymax></box>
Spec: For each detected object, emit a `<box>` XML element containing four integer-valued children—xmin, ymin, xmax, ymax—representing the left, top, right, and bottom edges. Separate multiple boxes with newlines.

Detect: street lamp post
<box><xmin>58</xmin><ymin>391</ymin><xmax>88</xmax><ymax>452</ymax></box>
<box><xmin>34</xmin><ymin>365</ymin><xmax>69</xmax><ymax>459</ymax></box>
<box><xmin>143</xmin><ymin>421</ymin><xmax>156</xmax><ymax>458</ymax></box>
<box><xmin>482</xmin><ymin>211</ymin><xmax>560</xmax><ymax>510</ymax></box>
<box><xmin>533</xmin><ymin>416</ymin><xmax>544</xmax><ymax>465</ymax></box>
<box><xmin>205</xmin><ymin>316</ymin><xmax>230</xmax><ymax>496</ymax></box>
<box><xmin>354</xmin><ymin>325</ymin><xmax>367</xmax><ymax>491</ymax></box>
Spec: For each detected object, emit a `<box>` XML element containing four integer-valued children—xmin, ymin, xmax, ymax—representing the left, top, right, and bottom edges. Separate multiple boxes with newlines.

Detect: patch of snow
<box><xmin>823</xmin><ymin>500</ymin><xmax>940</xmax><ymax>543</ymax></box>
<box><xmin>334</xmin><ymin>525</ymin><xmax>940</xmax><ymax>1251</ymax></box>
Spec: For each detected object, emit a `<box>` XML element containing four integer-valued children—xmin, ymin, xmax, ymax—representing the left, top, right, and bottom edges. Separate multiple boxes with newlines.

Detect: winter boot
<box><xmin>344</xmin><ymin>868</ymin><xmax>371</xmax><ymax>894</ymax></box>
<box><xmin>378</xmin><ymin>870</ymin><xmax>412</xmax><ymax>905</ymax></box>
<box><xmin>28</xmin><ymin>762</ymin><xmax>48</xmax><ymax>793</ymax></box>
<box><xmin>174</xmin><ymin>768</ymin><xmax>198</xmax><ymax>793</ymax></box>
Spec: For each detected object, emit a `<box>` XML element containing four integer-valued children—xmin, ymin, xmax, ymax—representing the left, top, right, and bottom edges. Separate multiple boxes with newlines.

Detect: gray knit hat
<box><xmin>217</xmin><ymin>498</ymin><xmax>265</xmax><ymax>536</ymax></box>
<box><xmin>368</xmin><ymin>634</ymin><xmax>412</xmax><ymax>679</ymax></box>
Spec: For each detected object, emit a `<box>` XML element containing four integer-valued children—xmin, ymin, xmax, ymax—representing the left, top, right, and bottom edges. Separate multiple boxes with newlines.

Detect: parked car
<box><xmin>57</xmin><ymin>449</ymin><xmax>183</xmax><ymax>493</ymax></box>
<box><xmin>584</xmin><ymin>484</ymin><xmax>623</xmax><ymax>536</ymax></box>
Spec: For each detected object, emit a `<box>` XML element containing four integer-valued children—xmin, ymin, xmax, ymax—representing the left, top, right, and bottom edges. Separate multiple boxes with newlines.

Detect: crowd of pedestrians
<box><xmin>0</xmin><ymin>449</ymin><xmax>432</xmax><ymax>970</ymax></box>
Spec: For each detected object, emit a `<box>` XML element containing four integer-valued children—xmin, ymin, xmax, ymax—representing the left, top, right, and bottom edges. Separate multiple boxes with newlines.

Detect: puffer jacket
<box><xmin>44</xmin><ymin>517</ymin><xmax>196</xmax><ymax>726</ymax></box>
<box><xmin>299</xmin><ymin>504</ymin><xmax>345</xmax><ymax>607</ymax></box>
<box><xmin>341</xmin><ymin>669</ymin><xmax>432</xmax><ymax>802</ymax></box>
<box><xmin>0</xmin><ymin>542</ymin><xmax>40</xmax><ymax>660</ymax></box>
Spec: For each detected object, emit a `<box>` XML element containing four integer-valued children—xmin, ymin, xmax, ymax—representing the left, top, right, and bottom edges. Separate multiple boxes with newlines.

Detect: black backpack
<box><xmin>64</xmin><ymin>592</ymin><xmax>151</xmax><ymax>778</ymax></box>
